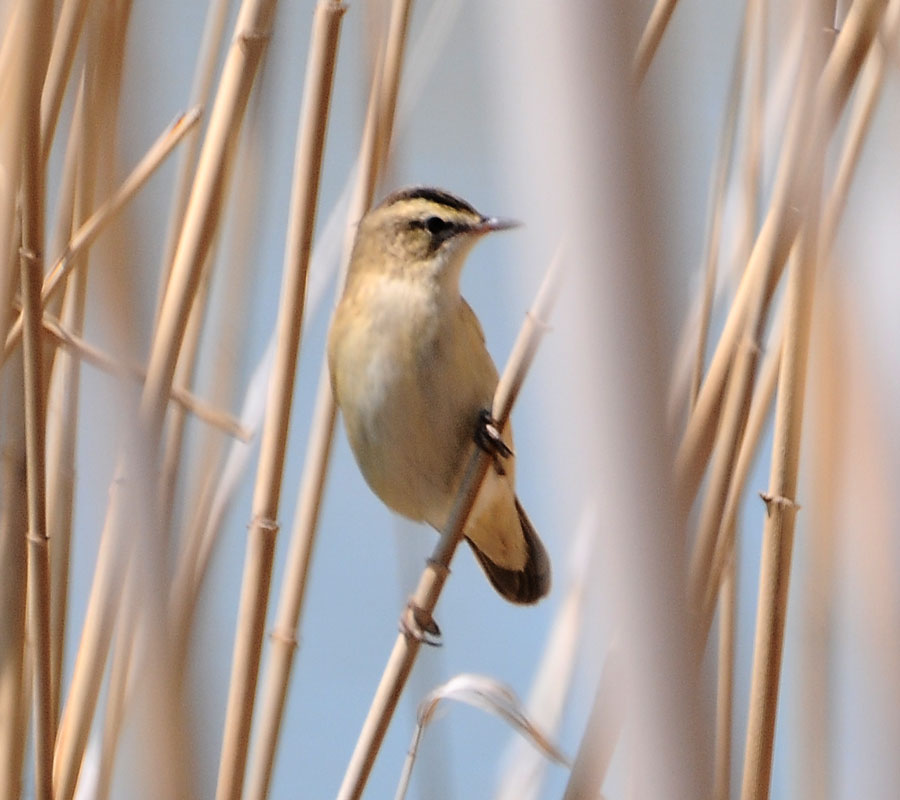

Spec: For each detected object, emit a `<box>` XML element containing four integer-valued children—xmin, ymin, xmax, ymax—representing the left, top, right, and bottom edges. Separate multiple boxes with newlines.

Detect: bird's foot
<box><xmin>400</xmin><ymin>599</ymin><xmax>442</xmax><ymax>646</ymax></box>
<box><xmin>475</xmin><ymin>409</ymin><xmax>513</xmax><ymax>475</ymax></box>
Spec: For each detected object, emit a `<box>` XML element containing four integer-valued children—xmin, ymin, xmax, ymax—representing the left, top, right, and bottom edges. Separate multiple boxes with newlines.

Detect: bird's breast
<box><xmin>331</xmin><ymin>277</ymin><xmax>494</xmax><ymax>522</ymax></box>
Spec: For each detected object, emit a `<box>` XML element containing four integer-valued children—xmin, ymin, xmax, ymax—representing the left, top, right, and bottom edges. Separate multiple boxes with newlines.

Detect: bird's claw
<box><xmin>400</xmin><ymin>599</ymin><xmax>442</xmax><ymax>646</ymax></box>
<box><xmin>475</xmin><ymin>409</ymin><xmax>513</xmax><ymax>474</ymax></box>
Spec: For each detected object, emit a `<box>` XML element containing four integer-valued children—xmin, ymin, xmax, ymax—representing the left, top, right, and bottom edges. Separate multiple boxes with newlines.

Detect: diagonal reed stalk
<box><xmin>682</xmin><ymin>0</ymin><xmax>885</xmax><ymax>600</ymax></box>
<box><xmin>40</xmin><ymin>0</ymin><xmax>91</xmax><ymax>163</ymax></box>
<box><xmin>2</xmin><ymin>107</ymin><xmax>202</xmax><ymax>366</ymax></box>
<box><xmin>214</xmin><ymin>4</ymin><xmax>346</xmax><ymax>799</ymax></box>
<box><xmin>39</xmin><ymin>311</ymin><xmax>249</xmax><ymax>439</ymax></box>
<box><xmin>337</xmin><ymin>254</ymin><xmax>563</xmax><ymax>800</ymax></box>
<box><xmin>699</xmin><ymin>0</ymin><xmax>900</xmax><ymax>629</ymax></box>
<box><xmin>675</xmin><ymin>0</ymin><xmax>887</xmax><ymax>508</ymax></box>
<box><xmin>633</xmin><ymin>0</ymin><xmax>682</xmax><ymax>84</ymax></box>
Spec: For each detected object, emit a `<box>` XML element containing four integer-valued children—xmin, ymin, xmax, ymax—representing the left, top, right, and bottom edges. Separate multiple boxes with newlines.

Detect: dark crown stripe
<box><xmin>380</xmin><ymin>186</ymin><xmax>478</xmax><ymax>215</ymax></box>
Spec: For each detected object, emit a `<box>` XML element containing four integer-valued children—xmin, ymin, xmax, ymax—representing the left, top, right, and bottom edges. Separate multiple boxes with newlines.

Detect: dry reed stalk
<box><xmin>713</xmin><ymin>556</ymin><xmax>736</xmax><ymax>800</ymax></box>
<box><xmin>739</xmin><ymin>222</ymin><xmax>818</xmax><ymax>800</ymax></box>
<box><xmin>0</xmin><ymin>357</ymin><xmax>29</xmax><ymax>800</ymax></box>
<box><xmin>337</xmin><ymin>255</ymin><xmax>563</xmax><ymax>800</ymax></box>
<box><xmin>700</xmin><ymin>316</ymin><xmax>782</xmax><ymax>627</ymax></box>
<box><xmin>1</xmin><ymin>107</ymin><xmax>202</xmax><ymax>365</ymax></box>
<box><xmin>821</xmin><ymin>0</ymin><xmax>900</xmax><ymax>246</ymax></box>
<box><xmin>54</xmin><ymin>0</ymin><xmax>280</xmax><ymax>788</ymax></box>
<box><xmin>699</xmin><ymin>0</ymin><xmax>899</xmax><ymax>628</ymax></box>
<box><xmin>214</xmin><ymin>4</ymin><xmax>345</xmax><ymax>799</ymax></box>
<box><xmin>699</xmin><ymin>0</ymin><xmax>897</xmax><ymax>620</ymax></box>
<box><xmin>675</xmin><ymin>0</ymin><xmax>885</xmax><ymax>508</ymax></box>
<box><xmin>40</xmin><ymin>0</ymin><xmax>91</xmax><ymax>162</ymax></box>
<box><xmin>0</xmin><ymin>4</ymin><xmax>26</xmax><ymax>346</ymax></box>
<box><xmin>740</xmin><ymin>5</ymin><xmax>887</xmax><ymax>795</ymax></box>
<box><xmin>243</xmin><ymin>359</ymin><xmax>335</xmax><ymax>800</ymax></box>
<box><xmin>687</xmin><ymin>327</ymin><xmax>759</xmax><ymax>612</ymax></box>
<box><xmin>17</xmin><ymin>0</ymin><xmax>55</xmax><ymax>795</ymax></box>
<box><xmin>633</xmin><ymin>0</ymin><xmax>681</xmax><ymax>84</ymax></box>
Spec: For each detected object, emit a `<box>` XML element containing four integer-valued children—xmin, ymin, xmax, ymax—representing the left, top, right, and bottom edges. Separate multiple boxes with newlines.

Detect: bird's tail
<box><xmin>466</xmin><ymin>498</ymin><xmax>551</xmax><ymax>604</ymax></box>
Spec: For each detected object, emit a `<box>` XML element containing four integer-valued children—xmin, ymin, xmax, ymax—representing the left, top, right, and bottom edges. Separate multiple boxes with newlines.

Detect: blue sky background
<box><xmin>50</xmin><ymin>1</ymin><xmax>900</xmax><ymax>798</ymax></box>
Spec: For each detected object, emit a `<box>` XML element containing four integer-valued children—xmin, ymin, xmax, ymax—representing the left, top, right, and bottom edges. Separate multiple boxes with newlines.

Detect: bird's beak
<box><xmin>475</xmin><ymin>216</ymin><xmax>522</xmax><ymax>234</ymax></box>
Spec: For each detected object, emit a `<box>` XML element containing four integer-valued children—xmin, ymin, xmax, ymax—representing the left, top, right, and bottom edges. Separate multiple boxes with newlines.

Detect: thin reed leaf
<box><xmin>395</xmin><ymin>674</ymin><xmax>568</xmax><ymax>800</ymax></box>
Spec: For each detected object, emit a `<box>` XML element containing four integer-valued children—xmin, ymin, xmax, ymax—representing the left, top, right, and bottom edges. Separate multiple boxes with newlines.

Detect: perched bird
<box><xmin>328</xmin><ymin>186</ymin><xmax>550</xmax><ymax>606</ymax></box>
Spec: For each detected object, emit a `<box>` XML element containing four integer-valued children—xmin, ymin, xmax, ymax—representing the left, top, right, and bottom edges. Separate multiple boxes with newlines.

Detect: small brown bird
<box><xmin>328</xmin><ymin>187</ymin><xmax>550</xmax><ymax>605</ymax></box>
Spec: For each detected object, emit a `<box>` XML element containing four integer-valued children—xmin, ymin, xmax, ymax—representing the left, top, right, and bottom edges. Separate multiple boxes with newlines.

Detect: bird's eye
<box><xmin>425</xmin><ymin>216</ymin><xmax>449</xmax><ymax>235</ymax></box>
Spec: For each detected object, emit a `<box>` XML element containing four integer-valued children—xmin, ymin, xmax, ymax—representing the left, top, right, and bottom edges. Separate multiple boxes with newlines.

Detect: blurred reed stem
<box><xmin>40</xmin><ymin>0</ymin><xmax>90</xmax><ymax>163</ymax></box>
<box><xmin>633</xmin><ymin>0</ymin><xmax>681</xmax><ymax>84</ymax></box>
<box><xmin>156</xmin><ymin>0</ymin><xmax>234</xmax><ymax>540</ymax></box>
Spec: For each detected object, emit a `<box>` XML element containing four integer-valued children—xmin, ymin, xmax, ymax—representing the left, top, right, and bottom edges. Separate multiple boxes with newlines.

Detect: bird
<box><xmin>327</xmin><ymin>186</ymin><xmax>550</xmax><ymax>610</ymax></box>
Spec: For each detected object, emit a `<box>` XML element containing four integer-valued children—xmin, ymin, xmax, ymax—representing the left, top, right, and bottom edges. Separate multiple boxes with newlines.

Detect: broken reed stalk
<box><xmin>53</xmin><ymin>0</ymin><xmax>278</xmax><ymax>792</ymax></box>
<box><xmin>214</xmin><ymin>4</ymin><xmax>345</xmax><ymax>799</ymax></box>
<box><xmin>18</xmin><ymin>0</ymin><xmax>55</xmax><ymax>795</ymax></box>
<box><xmin>337</xmin><ymin>255</ymin><xmax>563</xmax><ymax>800</ymax></box>
<box><xmin>2</xmin><ymin>107</ymin><xmax>202</xmax><ymax>366</ymax></box>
